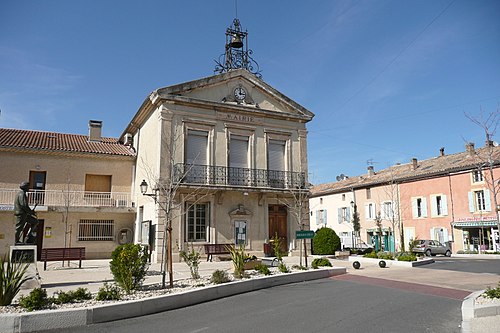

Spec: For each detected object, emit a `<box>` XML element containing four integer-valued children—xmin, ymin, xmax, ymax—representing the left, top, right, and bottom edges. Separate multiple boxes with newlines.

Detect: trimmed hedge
<box><xmin>312</xmin><ymin>227</ymin><xmax>341</xmax><ymax>255</ymax></box>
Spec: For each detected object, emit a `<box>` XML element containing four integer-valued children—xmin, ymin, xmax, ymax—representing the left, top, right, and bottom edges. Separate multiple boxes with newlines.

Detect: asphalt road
<box><xmin>417</xmin><ymin>257</ymin><xmax>500</xmax><ymax>275</ymax></box>
<box><xmin>49</xmin><ymin>277</ymin><xmax>463</xmax><ymax>333</ymax></box>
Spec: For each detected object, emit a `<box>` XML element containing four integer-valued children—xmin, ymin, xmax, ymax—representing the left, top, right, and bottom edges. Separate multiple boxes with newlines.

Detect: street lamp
<box><xmin>140</xmin><ymin>180</ymin><xmax>158</xmax><ymax>203</ymax></box>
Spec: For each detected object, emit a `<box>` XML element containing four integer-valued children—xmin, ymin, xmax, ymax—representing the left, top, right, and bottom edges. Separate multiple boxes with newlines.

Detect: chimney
<box><xmin>367</xmin><ymin>166</ymin><xmax>375</xmax><ymax>176</ymax></box>
<box><xmin>439</xmin><ymin>147</ymin><xmax>445</xmax><ymax>157</ymax></box>
<box><xmin>411</xmin><ymin>158</ymin><xmax>418</xmax><ymax>170</ymax></box>
<box><xmin>466</xmin><ymin>142</ymin><xmax>475</xmax><ymax>155</ymax></box>
<box><xmin>88</xmin><ymin>120</ymin><xmax>102</xmax><ymax>142</ymax></box>
<box><xmin>124</xmin><ymin>133</ymin><xmax>133</xmax><ymax>146</ymax></box>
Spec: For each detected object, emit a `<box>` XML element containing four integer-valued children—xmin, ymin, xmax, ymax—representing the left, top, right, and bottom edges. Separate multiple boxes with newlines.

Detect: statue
<box><xmin>14</xmin><ymin>181</ymin><xmax>39</xmax><ymax>244</ymax></box>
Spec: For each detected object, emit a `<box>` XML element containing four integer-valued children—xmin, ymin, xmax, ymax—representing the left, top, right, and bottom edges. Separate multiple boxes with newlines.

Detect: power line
<box><xmin>332</xmin><ymin>0</ymin><xmax>457</xmax><ymax>115</ymax></box>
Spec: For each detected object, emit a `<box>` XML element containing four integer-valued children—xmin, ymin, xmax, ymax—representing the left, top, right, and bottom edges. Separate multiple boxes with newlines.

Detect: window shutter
<box><xmin>442</xmin><ymin>228</ymin><xmax>449</xmax><ymax>242</ymax></box>
<box><xmin>268</xmin><ymin>140</ymin><xmax>285</xmax><ymax>171</ymax></box>
<box><xmin>346</xmin><ymin>208</ymin><xmax>351</xmax><ymax>222</ymax></box>
<box><xmin>430</xmin><ymin>196</ymin><xmax>437</xmax><ymax>216</ymax></box>
<box><xmin>468</xmin><ymin>192</ymin><xmax>475</xmax><ymax>212</ymax></box>
<box><xmin>371</xmin><ymin>203</ymin><xmax>376</xmax><ymax>219</ymax></box>
<box><xmin>411</xmin><ymin>199</ymin><xmax>417</xmax><ymax>218</ymax></box>
<box><xmin>323</xmin><ymin>210</ymin><xmax>328</xmax><ymax>225</ymax></box>
<box><xmin>484</xmin><ymin>190</ymin><xmax>492</xmax><ymax>211</ymax></box>
<box><xmin>422</xmin><ymin>198</ymin><xmax>428</xmax><ymax>218</ymax></box>
<box><xmin>338</xmin><ymin>208</ymin><xmax>342</xmax><ymax>224</ymax></box>
<box><xmin>316</xmin><ymin>210</ymin><xmax>320</xmax><ymax>225</ymax></box>
<box><xmin>230</xmin><ymin>135</ymin><xmax>249</xmax><ymax>168</ymax></box>
<box><xmin>441</xmin><ymin>195</ymin><xmax>448</xmax><ymax>216</ymax></box>
<box><xmin>365</xmin><ymin>204</ymin><xmax>370</xmax><ymax>219</ymax></box>
<box><xmin>186</xmin><ymin>130</ymin><xmax>208</xmax><ymax>165</ymax></box>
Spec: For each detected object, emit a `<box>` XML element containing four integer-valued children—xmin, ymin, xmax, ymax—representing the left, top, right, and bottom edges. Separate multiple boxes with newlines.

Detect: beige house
<box><xmin>0</xmin><ymin>123</ymin><xmax>136</xmax><ymax>259</ymax></box>
<box><xmin>124</xmin><ymin>69</ymin><xmax>314</xmax><ymax>263</ymax></box>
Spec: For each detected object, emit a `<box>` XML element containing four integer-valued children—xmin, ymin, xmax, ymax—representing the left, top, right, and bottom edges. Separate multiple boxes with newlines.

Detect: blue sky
<box><xmin>1</xmin><ymin>0</ymin><xmax>499</xmax><ymax>185</ymax></box>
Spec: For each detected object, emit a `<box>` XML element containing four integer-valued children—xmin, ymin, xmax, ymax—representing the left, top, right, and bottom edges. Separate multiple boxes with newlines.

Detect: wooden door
<box><xmin>268</xmin><ymin>205</ymin><xmax>288</xmax><ymax>252</ymax></box>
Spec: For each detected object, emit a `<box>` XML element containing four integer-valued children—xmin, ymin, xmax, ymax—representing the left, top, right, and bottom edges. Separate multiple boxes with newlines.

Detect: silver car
<box><xmin>412</xmin><ymin>240</ymin><xmax>451</xmax><ymax>257</ymax></box>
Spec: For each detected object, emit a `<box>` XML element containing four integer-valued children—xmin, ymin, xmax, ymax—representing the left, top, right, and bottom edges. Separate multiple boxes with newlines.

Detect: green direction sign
<box><xmin>296</xmin><ymin>230</ymin><xmax>315</xmax><ymax>239</ymax></box>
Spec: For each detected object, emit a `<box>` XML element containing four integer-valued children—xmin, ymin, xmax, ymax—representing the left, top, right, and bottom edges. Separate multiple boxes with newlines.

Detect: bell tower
<box><xmin>214</xmin><ymin>18</ymin><xmax>261</xmax><ymax>77</ymax></box>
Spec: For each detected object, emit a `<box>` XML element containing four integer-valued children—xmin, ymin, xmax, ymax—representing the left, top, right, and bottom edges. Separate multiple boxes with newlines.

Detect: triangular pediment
<box><xmin>155</xmin><ymin>69</ymin><xmax>314</xmax><ymax>121</ymax></box>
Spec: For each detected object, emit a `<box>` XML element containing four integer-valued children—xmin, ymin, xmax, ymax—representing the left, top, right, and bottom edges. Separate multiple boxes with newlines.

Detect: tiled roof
<box><xmin>0</xmin><ymin>128</ymin><xmax>135</xmax><ymax>157</ymax></box>
<box><xmin>311</xmin><ymin>145</ymin><xmax>500</xmax><ymax>197</ymax></box>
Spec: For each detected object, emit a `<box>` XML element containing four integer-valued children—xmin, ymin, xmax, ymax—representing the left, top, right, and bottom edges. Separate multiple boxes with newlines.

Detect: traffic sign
<box><xmin>296</xmin><ymin>230</ymin><xmax>315</xmax><ymax>239</ymax></box>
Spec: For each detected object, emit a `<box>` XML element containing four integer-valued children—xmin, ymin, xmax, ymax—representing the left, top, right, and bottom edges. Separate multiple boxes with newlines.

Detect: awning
<box><xmin>452</xmin><ymin>221</ymin><xmax>498</xmax><ymax>228</ymax></box>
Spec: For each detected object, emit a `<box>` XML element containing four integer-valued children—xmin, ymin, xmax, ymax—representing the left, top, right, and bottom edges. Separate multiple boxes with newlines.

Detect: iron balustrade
<box><xmin>173</xmin><ymin>163</ymin><xmax>306</xmax><ymax>189</ymax></box>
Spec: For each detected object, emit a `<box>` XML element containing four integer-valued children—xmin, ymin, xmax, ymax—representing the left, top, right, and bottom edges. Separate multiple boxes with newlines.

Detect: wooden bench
<box><xmin>40</xmin><ymin>247</ymin><xmax>86</xmax><ymax>271</ymax></box>
<box><xmin>203</xmin><ymin>244</ymin><xmax>234</xmax><ymax>262</ymax></box>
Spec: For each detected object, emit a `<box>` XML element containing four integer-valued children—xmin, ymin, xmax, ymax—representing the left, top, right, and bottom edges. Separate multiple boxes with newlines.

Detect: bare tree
<box><xmin>382</xmin><ymin>174</ymin><xmax>404</xmax><ymax>252</ymax></box>
<box><xmin>140</xmin><ymin>126</ymin><xmax>209</xmax><ymax>288</ymax></box>
<box><xmin>465</xmin><ymin>109</ymin><xmax>500</xmax><ymax>248</ymax></box>
<box><xmin>278</xmin><ymin>185</ymin><xmax>310</xmax><ymax>267</ymax></box>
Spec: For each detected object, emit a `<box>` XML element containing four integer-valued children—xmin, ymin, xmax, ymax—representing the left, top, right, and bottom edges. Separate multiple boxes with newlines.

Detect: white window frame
<box><xmin>316</xmin><ymin>209</ymin><xmax>327</xmax><ymax>226</ymax></box>
<box><xmin>365</xmin><ymin>203</ymin><xmax>376</xmax><ymax>220</ymax></box>
<box><xmin>472</xmin><ymin>169</ymin><xmax>484</xmax><ymax>183</ymax></box>
<box><xmin>468</xmin><ymin>189</ymin><xmax>491</xmax><ymax>212</ymax></box>
<box><xmin>430</xmin><ymin>194</ymin><xmax>448</xmax><ymax>217</ymax></box>
<box><xmin>381</xmin><ymin>201</ymin><xmax>394</xmax><ymax>220</ymax></box>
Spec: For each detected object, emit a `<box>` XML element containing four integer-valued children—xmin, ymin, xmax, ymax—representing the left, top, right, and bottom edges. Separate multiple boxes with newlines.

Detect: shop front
<box><xmin>452</xmin><ymin>218</ymin><xmax>499</xmax><ymax>252</ymax></box>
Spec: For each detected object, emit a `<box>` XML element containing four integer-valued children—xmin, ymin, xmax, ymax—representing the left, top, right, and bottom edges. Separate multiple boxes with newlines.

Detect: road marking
<box><xmin>331</xmin><ymin>274</ymin><xmax>471</xmax><ymax>300</ymax></box>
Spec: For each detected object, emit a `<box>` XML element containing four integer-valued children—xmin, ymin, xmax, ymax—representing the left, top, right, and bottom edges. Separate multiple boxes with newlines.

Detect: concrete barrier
<box><xmin>0</xmin><ymin>267</ymin><xmax>346</xmax><ymax>333</ymax></box>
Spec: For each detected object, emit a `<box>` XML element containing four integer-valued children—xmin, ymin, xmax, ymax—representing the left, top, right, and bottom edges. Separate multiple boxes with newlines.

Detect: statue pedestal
<box><xmin>9</xmin><ymin>245</ymin><xmax>41</xmax><ymax>289</ymax></box>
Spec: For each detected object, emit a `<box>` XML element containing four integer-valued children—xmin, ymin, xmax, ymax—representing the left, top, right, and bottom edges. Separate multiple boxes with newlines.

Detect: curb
<box><xmin>461</xmin><ymin>290</ymin><xmax>500</xmax><ymax>333</ymax></box>
<box><xmin>0</xmin><ymin>267</ymin><xmax>346</xmax><ymax>333</ymax></box>
<box><xmin>348</xmin><ymin>256</ymin><xmax>434</xmax><ymax>267</ymax></box>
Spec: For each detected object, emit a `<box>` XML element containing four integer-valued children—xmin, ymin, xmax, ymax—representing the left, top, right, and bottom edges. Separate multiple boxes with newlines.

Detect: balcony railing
<box><xmin>173</xmin><ymin>163</ymin><xmax>306</xmax><ymax>189</ymax></box>
<box><xmin>0</xmin><ymin>189</ymin><xmax>132</xmax><ymax>208</ymax></box>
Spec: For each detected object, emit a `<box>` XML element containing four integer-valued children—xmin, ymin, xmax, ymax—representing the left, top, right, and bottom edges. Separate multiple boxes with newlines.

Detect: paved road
<box><xmin>417</xmin><ymin>257</ymin><xmax>500</xmax><ymax>275</ymax></box>
<box><xmin>48</xmin><ymin>277</ymin><xmax>464</xmax><ymax>333</ymax></box>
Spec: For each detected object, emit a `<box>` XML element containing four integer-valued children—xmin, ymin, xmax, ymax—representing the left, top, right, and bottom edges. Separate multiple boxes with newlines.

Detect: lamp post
<box><xmin>140</xmin><ymin>179</ymin><xmax>158</xmax><ymax>203</ymax></box>
<box><xmin>140</xmin><ymin>179</ymin><xmax>172</xmax><ymax>288</ymax></box>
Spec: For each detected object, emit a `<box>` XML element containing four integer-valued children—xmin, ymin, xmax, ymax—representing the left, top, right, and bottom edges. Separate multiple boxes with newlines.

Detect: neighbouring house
<box><xmin>0</xmin><ymin>122</ymin><xmax>136</xmax><ymax>259</ymax></box>
<box><xmin>310</xmin><ymin>142</ymin><xmax>500</xmax><ymax>253</ymax></box>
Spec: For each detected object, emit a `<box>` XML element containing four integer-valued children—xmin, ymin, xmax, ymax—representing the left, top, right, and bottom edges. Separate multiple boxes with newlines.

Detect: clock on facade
<box><xmin>233</xmin><ymin>86</ymin><xmax>247</xmax><ymax>101</ymax></box>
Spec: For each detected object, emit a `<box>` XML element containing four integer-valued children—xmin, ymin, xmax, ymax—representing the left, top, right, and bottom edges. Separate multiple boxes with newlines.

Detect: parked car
<box><xmin>412</xmin><ymin>240</ymin><xmax>451</xmax><ymax>257</ymax></box>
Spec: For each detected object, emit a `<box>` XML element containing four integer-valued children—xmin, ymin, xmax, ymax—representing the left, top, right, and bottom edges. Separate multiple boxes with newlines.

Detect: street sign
<box><xmin>296</xmin><ymin>230</ymin><xmax>315</xmax><ymax>239</ymax></box>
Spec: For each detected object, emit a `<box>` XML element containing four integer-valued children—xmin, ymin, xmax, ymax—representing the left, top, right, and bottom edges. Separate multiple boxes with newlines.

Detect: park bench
<box><xmin>203</xmin><ymin>243</ymin><xmax>234</xmax><ymax>262</ymax></box>
<box><xmin>40</xmin><ymin>247</ymin><xmax>86</xmax><ymax>271</ymax></box>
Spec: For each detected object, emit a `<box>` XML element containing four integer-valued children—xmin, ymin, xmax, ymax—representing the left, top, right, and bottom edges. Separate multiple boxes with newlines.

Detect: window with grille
<box><xmin>78</xmin><ymin>219</ymin><xmax>114</xmax><ymax>241</ymax></box>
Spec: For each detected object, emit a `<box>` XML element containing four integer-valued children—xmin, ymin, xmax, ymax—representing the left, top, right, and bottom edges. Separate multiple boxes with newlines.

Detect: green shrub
<box><xmin>228</xmin><ymin>244</ymin><xmax>247</xmax><ymax>279</ymax></box>
<box><xmin>253</xmin><ymin>263</ymin><xmax>271</xmax><ymax>275</ymax></box>
<box><xmin>271</xmin><ymin>234</ymin><xmax>284</xmax><ymax>261</ymax></box>
<box><xmin>96</xmin><ymin>283</ymin><xmax>122</xmax><ymax>301</ymax></box>
<box><xmin>483</xmin><ymin>282</ymin><xmax>500</xmax><ymax>299</ymax></box>
<box><xmin>377</xmin><ymin>252</ymin><xmax>395</xmax><ymax>260</ymax></box>
<box><xmin>396</xmin><ymin>252</ymin><xmax>417</xmax><ymax>262</ymax></box>
<box><xmin>19</xmin><ymin>288</ymin><xmax>51</xmax><ymax>311</ymax></box>
<box><xmin>278</xmin><ymin>262</ymin><xmax>290</xmax><ymax>273</ymax></box>
<box><xmin>53</xmin><ymin>287</ymin><xmax>92</xmax><ymax>304</ymax></box>
<box><xmin>211</xmin><ymin>270</ymin><xmax>231</xmax><ymax>284</ymax></box>
<box><xmin>311</xmin><ymin>258</ymin><xmax>332</xmax><ymax>269</ymax></box>
<box><xmin>179</xmin><ymin>244</ymin><xmax>202</xmax><ymax>279</ymax></box>
<box><xmin>291</xmin><ymin>265</ymin><xmax>308</xmax><ymax>270</ymax></box>
<box><xmin>0</xmin><ymin>256</ymin><xmax>31</xmax><ymax>306</ymax></box>
<box><xmin>363</xmin><ymin>251</ymin><xmax>378</xmax><ymax>258</ymax></box>
<box><xmin>312</xmin><ymin>227</ymin><xmax>340</xmax><ymax>255</ymax></box>
<box><xmin>110</xmin><ymin>244</ymin><xmax>149</xmax><ymax>293</ymax></box>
